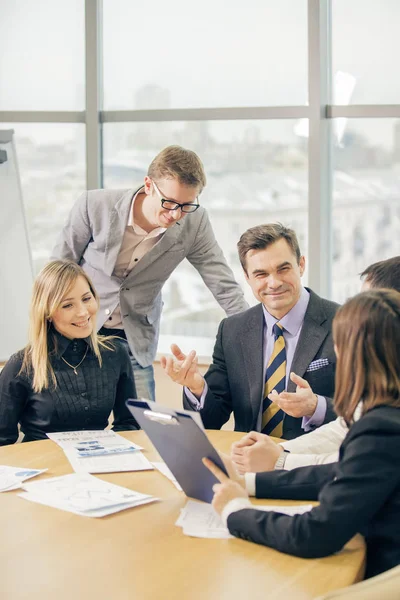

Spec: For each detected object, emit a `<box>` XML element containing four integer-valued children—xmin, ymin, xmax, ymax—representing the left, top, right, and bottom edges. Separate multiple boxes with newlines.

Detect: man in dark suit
<box><xmin>161</xmin><ymin>223</ymin><xmax>339</xmax><ymax>440</ymax></box>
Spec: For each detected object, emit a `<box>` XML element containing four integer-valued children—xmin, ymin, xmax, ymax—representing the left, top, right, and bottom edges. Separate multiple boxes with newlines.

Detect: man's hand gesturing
<box><xmin>160</xmin><ymin>343</ymin><xmax>205</xmax><ymax>398</ymax></box>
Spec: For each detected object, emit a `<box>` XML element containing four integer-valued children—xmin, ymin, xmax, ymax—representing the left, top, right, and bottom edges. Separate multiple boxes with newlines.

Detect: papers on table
<box><xmin>176</xmin><ymin>500</ymin><xmax>314</xmax><ymax>539</ymax></box>
<box><xmin>151</xmin><ymin>462</ymin><xmax>183</xmax><ymax>491</ymax></box>
<box><xmin>64</xmin><ymin>448</ymin><xmax>153</xmax><ymax>474</ymax></box>
<box><xmin>0</xmin><ymin>465</ymin><xmax>47</xmax><ymax>492</ymax></box>
<box><xmin>176</xmin><ymin>500</ymin><xmax>234</xmax><ymax>539</ymax></box>
<box><xmin>19</xmin><ymin>473</ymin><xmax>158</xmax><ymax>517</ymax></box>
<box><xmin>47</xmin><ymin>430</ymin><xmax>153</xmax><ymax>474</ymax></box>
<box><xmin>47</xmin><ymin>430</ymin><xmax>143</xmax><ymax>452</ymax></box>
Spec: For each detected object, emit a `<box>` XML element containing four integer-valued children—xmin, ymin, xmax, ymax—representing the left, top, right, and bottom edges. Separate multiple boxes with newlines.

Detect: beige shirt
<box><xmin>103</xmin><ymin>188</ymin><xmax>166</xmax><ymax>329</ymax></box>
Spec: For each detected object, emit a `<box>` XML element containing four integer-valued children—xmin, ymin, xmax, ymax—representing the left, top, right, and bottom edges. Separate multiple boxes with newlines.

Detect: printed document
<box><xmin>64</xmin><ymin>448</ymin><xmax>153</xmax><ymax>474</ymax></box>
<box><xmin>176</xmin><ymin>500</ymin><xmax>313</xmax><ymax>539</ymax></box>
<box><xmin>0</xmin><ymin>465</ymin><xmax>47</xmax><ymax>492</ymax></box>
<box><xmin>19</xmin><ymin>473</ymin><xmax>158</xmax><ymax>517</ymax></box>
<box><xmin>47</xmin><ymin>430</ymin><xmax>153</xmax><ymax>474</ymax></box>
<box><xmin>176</xmin><ymin>500</ymin><xmax>234</xmax><ymax>539</ymax></box>
<box><xmin>47</xmin><ymin>430</ymin><xmax>143</xmax><ymax>452</ymax></box>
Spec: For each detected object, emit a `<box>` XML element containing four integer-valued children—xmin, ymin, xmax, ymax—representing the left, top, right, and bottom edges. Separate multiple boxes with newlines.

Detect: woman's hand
<box><xmin>203</xmin><ymin>458</ymin><xmax>249</xmax><ymax>515</ymax></box>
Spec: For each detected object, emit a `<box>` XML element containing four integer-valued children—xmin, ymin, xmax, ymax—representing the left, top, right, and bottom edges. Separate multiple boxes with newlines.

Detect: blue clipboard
<box><xmin>126</xmin><ymin>399</ymin><xmax>228</xmax><ymax>503</ymax></box>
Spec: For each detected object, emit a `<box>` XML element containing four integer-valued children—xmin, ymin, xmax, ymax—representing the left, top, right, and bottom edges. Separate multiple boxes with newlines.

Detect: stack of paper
<box><xmin>0</xmin><ymin>466</ymin><xmax>47</xmax><ymax>492</ymax></box>
<box><xmin>47</xmin><ymin>430</ymin><xmax>154</xmax><ymax>474</ymax></box>
<box><xmin>176</xmin><ymin>500</ymin><xmax>314</xmax><ymax>539</ymax></box>
<box><xmin>176</xmin><ymin>500</ymin><xmax>234</xmax><ymax>539</ymax></box>
<box><xmin>19</xmin><ymin>473</ymin><xmax>158</xmax><ymax>517</ymax></box>
<box><xmin>151</xmin><ymin>462</ymin><xmax>183</xmax><ymax>491</ymax></box>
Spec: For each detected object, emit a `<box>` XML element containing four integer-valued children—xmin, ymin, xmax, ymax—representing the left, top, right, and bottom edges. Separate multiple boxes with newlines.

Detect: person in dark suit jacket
<box><xmin>162</xmin><ymin>223</ymin><xmax>338</xmax><ymax>440</ymax></box>
<box><xmin>204</xmin><ymin>289</ymin><xmax>400</xmax><ymax>579</ymax></box>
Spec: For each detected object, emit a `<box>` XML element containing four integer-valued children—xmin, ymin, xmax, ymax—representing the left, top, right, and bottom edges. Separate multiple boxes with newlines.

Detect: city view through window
<box><xmin>4</xmin><ymin>114</ymin><xmax>400</xmax><ymax>349</ymax></box>
<box><xmin>1</xmin><ymin>0</ymin><xmax>400</xmax><ymax>353</ymax></box>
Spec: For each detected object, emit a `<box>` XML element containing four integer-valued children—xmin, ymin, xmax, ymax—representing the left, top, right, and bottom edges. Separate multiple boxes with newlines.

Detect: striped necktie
<box><xmin>261</xmin><ymin>322</ymin><xmax>286</xmax><ymax>437</ymax></box>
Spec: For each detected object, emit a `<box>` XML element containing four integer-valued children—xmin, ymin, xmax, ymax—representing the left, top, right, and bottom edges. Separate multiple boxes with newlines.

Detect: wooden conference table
<box><xmin>0</xmin><ymin>430</ymin><xmax>365</xmax><ymax>600</ymax></box>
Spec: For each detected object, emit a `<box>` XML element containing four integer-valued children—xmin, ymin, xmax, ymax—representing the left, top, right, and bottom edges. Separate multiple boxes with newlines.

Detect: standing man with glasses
<box><xmin>52</xmin><ymin>145</ymin><xmax>248</xmax><ymax>401</ymax></box>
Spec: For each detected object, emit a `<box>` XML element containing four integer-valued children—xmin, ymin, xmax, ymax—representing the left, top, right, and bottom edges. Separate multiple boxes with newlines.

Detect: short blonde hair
<box><xmin>333</xmin><ymin>289</ymin><xmax>400</xmax><ymax>425</ymax></box>
<box><xmin>21</xmin><ymin>260</ymin><xmax>112</xmax><ymax>392</ymax></box>
<box><xmin>148</xmin><ymin>145</ymin><xmax>206</xmax><ymax>192</ymax></box>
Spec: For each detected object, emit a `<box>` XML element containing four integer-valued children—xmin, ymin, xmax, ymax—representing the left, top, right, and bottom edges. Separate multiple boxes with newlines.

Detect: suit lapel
<box><xmin>239</xmin><ymin>305</ymin><xmax>265</xmax><ymax>427</ymax></box>
<box><xmin>288</xmin><ymin>290</ymin><xmax>329</xmax><ymax>392</ymax></box>
<box><xmin>103</xmin><ymin>188</ymin><xmax>138</xmax><ymax>276</ymax></box>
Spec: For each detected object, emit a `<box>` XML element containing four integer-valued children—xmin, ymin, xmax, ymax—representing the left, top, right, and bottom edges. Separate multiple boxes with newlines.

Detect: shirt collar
<box><xmin>262</xmin><ymin>287</ymin><xmax>310</xmax><ymax>337</ymax></box>
<box><xmin>49</xmin><ymin>328</ymin><xmax>93</xmax><ymax>357</ymax></box>
<box><xmin>128</xmin><ymin>186</ymin><xmax>167</xmax><ymax>237</ymax></box>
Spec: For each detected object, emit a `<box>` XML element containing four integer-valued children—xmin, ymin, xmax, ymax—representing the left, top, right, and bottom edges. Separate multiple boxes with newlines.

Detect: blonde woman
<box><xmin>204</xmin><ymin>289</ymin><xmax>400</xmax><ymax>579</ymax></box>
<box><xmin>0</xmin><ymin>260</ymin><xmax>138</xmax><ymax>445</ymax></box>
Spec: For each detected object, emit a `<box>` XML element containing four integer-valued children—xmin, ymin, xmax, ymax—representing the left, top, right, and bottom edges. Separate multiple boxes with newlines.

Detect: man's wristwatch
<box><xmin>274</xmin><ymin>449</ymin><xmax>290</xmax><ymax>470</ymax></box>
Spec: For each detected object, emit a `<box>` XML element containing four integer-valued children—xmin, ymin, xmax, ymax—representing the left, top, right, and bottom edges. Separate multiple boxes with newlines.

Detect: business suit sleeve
<box><xmin>111</xmin><ymin>345</ymin><xmax>140</xmax><ymax>431</ymax></box>
<box><xmin>227</xmin><ymin>420</ymin><xmax>400</xmax><ymax>559</ymax></box>
<box><xmin>51</xmin><ymin>192</ymin><xmax>92</xmax><ymax>262</ymax></box>
<box><xmin>183</xmin><ymin>319</ymin><xmax>233</xmax><ymax>429</ymax></box>
<box><xmin>186</xmin><ymin>209</ymin><xmax>248</xmax><ymax>316</ymax></box>
<box><xmin>323</xmin><ymin>398</ymin><xmax>336</xmax><ymax>423</ymax></box>
<box><xmin>0</xmin><ymin>353</ymin><xmax>30</xmax><ymax>446</ymax></box>
<box><xmin>255</xmin><ymin>462</ymin><xmax>336</xmax><ymax>500</ymax></box>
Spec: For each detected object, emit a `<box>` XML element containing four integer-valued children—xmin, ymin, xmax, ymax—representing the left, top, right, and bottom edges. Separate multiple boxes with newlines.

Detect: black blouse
<box><xmin>0</xmin><ymin>331</ymin><xmax>139</xmax><ymax>445</ymax></box>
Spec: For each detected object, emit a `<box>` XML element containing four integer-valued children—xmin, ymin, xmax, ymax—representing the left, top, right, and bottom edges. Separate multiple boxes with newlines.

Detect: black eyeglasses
<box><xmin>152</xmin><ymin>180</ymin><xmax>200</xmax><ymax>214</ymax></box>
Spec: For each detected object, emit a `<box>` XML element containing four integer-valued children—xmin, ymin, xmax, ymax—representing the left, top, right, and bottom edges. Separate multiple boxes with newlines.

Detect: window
<box><xmin>4</xmin><ymin>1</ymin><xmax>400</xmax><ymax>353</ymax></box>
<box><xmin>0</xmin><ymin>123</ymin><xmax>86</xmax><ymax>273</ymax></box>
<box><xmin>332</xmin><ymin>0</ymin><xmax>400</xmax><ymax>104</ymax></box>
<box><xmin>0</xmin><ymin>0</ymin><xmax>85</xmax><ymax>110</ymax></box>
<box><xmin>103</xmin><ymin>120</ymin><xmax>308</xmax><ymax>347</ymax></box>
<box><xmin>103</xmin><ymin>0</ymin><xmax>308</xmax><ymax>109</ymax></box>
<box><xmin>332</xmin><ymin>119</ymin><xmax>400</xmax><ymax>302</ymax></box>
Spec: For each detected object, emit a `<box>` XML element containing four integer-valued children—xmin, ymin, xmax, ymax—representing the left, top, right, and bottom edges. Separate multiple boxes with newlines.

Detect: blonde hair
<box><xmin>333</xmin><ymin>289</ymin><xmax>400</xmax><ymax>425</ymax></box>
<box><xmin>147</xmin><ymin>145</ymin><xmax>206</xmax><ymax>192</ymax></box>
<box><xmin>21</xmin><ymin>260</ymin><xmax>113</xmax><ymax>392</ymax></box>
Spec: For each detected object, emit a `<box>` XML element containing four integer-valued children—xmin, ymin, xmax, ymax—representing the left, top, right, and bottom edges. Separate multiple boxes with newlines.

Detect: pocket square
<box><xmin>306</xmin><ymin>358</ymin><xmax>329</xmax><ymax>372</ymax></box>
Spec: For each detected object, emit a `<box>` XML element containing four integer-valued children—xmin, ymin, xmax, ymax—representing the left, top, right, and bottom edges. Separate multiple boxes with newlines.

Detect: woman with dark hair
<box><xmin>0</xmin><ymin>260</ymin><xmax>138</xmax><ymax>445</ymax></box>
<box><xmin>205</xmin><ymin>289</ymin><xmax>400</xmax><ymax>578</ymax></box>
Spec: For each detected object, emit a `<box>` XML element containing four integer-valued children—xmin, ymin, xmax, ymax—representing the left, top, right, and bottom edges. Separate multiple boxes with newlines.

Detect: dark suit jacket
<box><xmin>227</xmin><ymin>405</ymin><xmax>400</xmax><ymax>579</ymax></box>
<box><xmin>184</xmin><ymin>289</ymin><xmax>338</xmax><ymax>439</ymax></box>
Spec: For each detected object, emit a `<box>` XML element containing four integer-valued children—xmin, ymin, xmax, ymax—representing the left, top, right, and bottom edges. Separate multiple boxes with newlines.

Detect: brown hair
<box><xmin>237</xmin><ymin>223</ymin><xmax>301</xmax><ymax>273</ymax></box>
<box><xmin>147</xmin><ymin>145</ymin><xmax>206</xmax><ymax>192</ymax></box>
<box><xmin>361</xmin><ymin>256</ymin><xmax>400</xmax><ymax>292</ymax></box>
<box><xmin>21</xmin><ymin>260</ymin><xmax>114</xmax><ymax>392</ymax></box>
<box><xmin>333</xmin><ymin>289</ymin><xmax>400</xmax><ymax>425</ymax></box>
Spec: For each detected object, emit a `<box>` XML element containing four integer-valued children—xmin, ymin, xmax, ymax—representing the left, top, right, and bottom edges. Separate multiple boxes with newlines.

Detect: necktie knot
<box><xmin>273</xmin><ymin>322</ymin><xmax>284</xmax><ymax>339</ymax></box>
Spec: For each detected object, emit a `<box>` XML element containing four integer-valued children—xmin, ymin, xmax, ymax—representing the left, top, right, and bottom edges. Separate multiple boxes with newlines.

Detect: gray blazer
<box><xmin>184</xmin><ymin>289</ymin><xmax>339</xmax><ymax>439</ymax></box>
<box><xmin>52</xmin><ymin>188</ymin><xmax>248</xmax><ymax>367</ymax></box>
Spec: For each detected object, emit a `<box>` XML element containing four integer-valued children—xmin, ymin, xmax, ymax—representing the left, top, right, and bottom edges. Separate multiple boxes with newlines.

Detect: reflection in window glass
<box><xmin>332</xmin><ymin>0</ymin><xmax>400</xmax><ymax>104</ymax></box>
<box><xmin>332</xmin><ymin>119</ymin><xmax>400</xmax><ymax>302</ymax></box>
<box><xmin>103</xmin><ymin>120</ymin><xmax>308</xmax><ymax>343</ymax></box>
<box><xmin>103</xmin><ymin>0</ymin><xmax>307</xmax><ymax>109</ymax></box>
<box><xmin>0</xmin><ymin>0</ymin><xmax>85</xmax><ymax>110</ymax></box>
<box><xmin>0</xmin><ymin>124</ymin><xmax>86</xmax><ymax>273</ymax></box>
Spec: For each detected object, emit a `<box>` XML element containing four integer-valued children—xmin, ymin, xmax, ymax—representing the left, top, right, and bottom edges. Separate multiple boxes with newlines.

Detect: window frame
<box><xmin>1</xmin><ymin>0</ymin><xmax>399</xmax><ymax>311</ymax></box>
